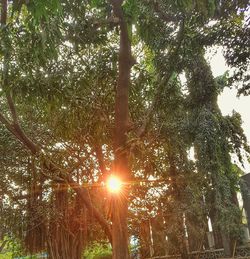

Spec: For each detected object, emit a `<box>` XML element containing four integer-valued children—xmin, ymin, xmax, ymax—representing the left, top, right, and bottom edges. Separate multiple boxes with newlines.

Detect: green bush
<box><xmin>83</xmin><ymin>242</ymin><xmax>112</xmax><ymax>259</ymax></box>
<box><xmin>0</xmin><ymin>236</ymin><xmax>23</xmax><ymax>259</ymax></box>
<box><xmin>0</xmin><ymin>252</ymin><xmax>12</xmax><ymax>259</ymax></box>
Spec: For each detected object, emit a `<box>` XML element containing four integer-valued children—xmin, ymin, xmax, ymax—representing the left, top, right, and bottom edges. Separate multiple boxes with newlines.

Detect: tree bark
<box><xmin>110</xmin><ymin>1</ymin><xmax>133</xmax><ymax>258</ymax></box>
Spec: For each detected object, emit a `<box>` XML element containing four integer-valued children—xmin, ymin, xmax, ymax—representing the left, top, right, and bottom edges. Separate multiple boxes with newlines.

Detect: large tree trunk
<box><xmin>110</xmin><ymin>1</ymin><xmax>133</xmax><ymax>258</ymax></box>
<box><xmin>167</xmin><ymin>150</ymin><xmax>188</xmax><ymax>259</ymax></box>
<box><xmin>187</xmin><ymin>51</ymin><xmax>240</xmax><ymax>258</ymax></box>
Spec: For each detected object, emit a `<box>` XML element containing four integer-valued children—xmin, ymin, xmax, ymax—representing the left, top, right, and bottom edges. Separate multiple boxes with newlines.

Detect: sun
<box><xmin>107</xmin><ymin>176</ymin><xmax>122</xmax><ymax>193</ymax></box>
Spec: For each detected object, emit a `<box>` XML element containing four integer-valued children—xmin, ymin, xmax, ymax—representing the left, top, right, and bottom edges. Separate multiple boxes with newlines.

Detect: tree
<box><xmin>0</xmin><ymin>0</ymin><xmax>249</xmax><ymax>258</ymax></box>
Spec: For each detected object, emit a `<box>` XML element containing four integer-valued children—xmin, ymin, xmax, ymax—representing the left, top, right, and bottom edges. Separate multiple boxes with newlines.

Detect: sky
<box><xmin>206</xmin><ymin>47</ymin><xmax>250</xmax><ymax>173</ymax></box>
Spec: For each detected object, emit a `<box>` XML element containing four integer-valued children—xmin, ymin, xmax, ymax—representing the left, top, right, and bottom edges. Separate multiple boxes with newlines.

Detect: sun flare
<box><xmin>107</xmin><ymin>176</ymin><xmax>122</xmax><ymax>193</ymax></box>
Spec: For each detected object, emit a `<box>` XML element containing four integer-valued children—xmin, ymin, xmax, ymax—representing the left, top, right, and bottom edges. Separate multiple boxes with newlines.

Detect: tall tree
<box><xmin>0</xmin><ymin>0</ymin><xmax>249</xmax><ymax>258</ymax></box>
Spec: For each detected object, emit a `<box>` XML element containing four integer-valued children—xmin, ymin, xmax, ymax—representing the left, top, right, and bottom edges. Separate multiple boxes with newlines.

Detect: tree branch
<box><xmin>0</xmin><ymin>0</ymin><xmax>7</xmax><ymax>26</ymax></box>
<box><xmin>6</xmin><ymin>93</ymin><xmax>19</xmax><ymax>124</ymax></box>
<box><xmin>0</xmin><ymin>111</ymin><xmax>15</xmax><ymax>135</ymax></box>
<box><xmin>1</xmin><ymin>93</ymin><xmax>40</xmax><ymax>154</ymax></box>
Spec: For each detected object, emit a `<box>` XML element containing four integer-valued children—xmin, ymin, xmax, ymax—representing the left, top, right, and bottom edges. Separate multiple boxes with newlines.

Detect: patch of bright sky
<box><xmin>206</xmin><ymin>47</ymin><xmax>250</xmax><ymax>173</ymax></box>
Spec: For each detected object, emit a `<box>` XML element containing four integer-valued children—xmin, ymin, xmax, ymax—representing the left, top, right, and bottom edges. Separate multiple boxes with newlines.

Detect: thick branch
<box><xmin>1</xmin><ymin>93</ymin><xmax>40</xmax><ymax>154</ymax></box>
<box><xmin>6</xmin><ymin>93</ymin><xmax>19</xmax><ymax>124</ymax></box>
<box><xmin>0</xmin><ymin>0</ymin><xmax>7</xmax><ymax>25</ymax></box>
<box><xmin>0</xmin><ymin>111</ymin><xmax>17</xmax><ymax>136</ymax></box>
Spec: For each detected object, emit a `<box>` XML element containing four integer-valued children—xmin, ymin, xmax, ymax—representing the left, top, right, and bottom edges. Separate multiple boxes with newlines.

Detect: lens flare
<box><xmin>107</xmin><ymin>176</ymin><xmax>122</xmax><ymax>193</ymax></box>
